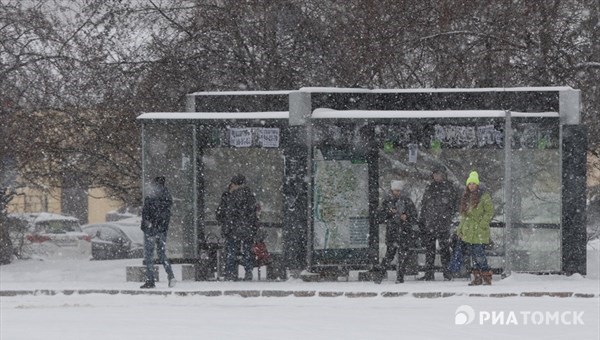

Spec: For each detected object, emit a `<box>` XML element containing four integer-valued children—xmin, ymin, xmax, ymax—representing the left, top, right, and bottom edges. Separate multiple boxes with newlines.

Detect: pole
<box><xmin>503</xmin><ymin>110</ymin><xmax>512</xmax><ymax>277</ymax></box>
<box><xmin>306</xmin><ymin>122</ymin><xmax>313</xmax><ymax>269</ymax></box>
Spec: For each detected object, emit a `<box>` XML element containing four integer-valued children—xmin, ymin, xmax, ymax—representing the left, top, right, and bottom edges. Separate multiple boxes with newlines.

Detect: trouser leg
<box><xmin>143</xmin><ymin>233</ymin><xmax>156</xmax><ymax>283</ymax></box>
<box><xmin>438</xmin><ymin>232</ymin><xmax>452</xmax><ymax>278</ymax></box>
<box><xmin>380</xmin><ymin>243</ymin><xmax>399</xmax><ymax>269</ymax></box>
<box><xmin>470</xmin><ymin>244</ymin><xmax>489</xmax><ymax>271</ymax></box>
<box><xmin>423</xmin><ymin>233</ymin><xmax>436</xmax><ymax>277</ymax></box>
<box><xmin>373</xmin><ymin>243</ymin><xmax>398</xmax><ymax>283</ymax></box>
<box><xmin>396</xmin><ymin>244</ymin><xmax>409</xmax><ymax>282</ymax></box>
<box><xmin>224</xmin><ymin>238</ymin><xmax>239</xmax><ymax>280</ymax></box>
<box><xmin>241</xmin><ymin>240</ymin><xmax>254</xmax><ymax>278</ymax></box>
<box><xmin>156</xmin><ymin>232</ymin><xmax>174</xmax><ymax>280</ymax></box>
<box><xmin>469</xmin><ymin>244</ymin><xmax>492</xmax><ymax>285</ymax></box>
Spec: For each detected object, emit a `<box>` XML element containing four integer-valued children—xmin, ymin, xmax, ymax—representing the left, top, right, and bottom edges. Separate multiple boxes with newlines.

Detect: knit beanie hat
<box><xmin>466</xmin><ymin>171</ymin><xmax>480</xmax><ymax>186</ymax></box>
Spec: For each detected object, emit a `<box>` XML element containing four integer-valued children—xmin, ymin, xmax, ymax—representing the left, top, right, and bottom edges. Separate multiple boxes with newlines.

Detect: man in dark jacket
<box><xmin>373</xmin><ymin>180</ymin><xmax>418</xmax><ymax>284</ymax></box>
<box><xmin>216</xmin><ymin>174</ymin><xmax>258</xmax><ymax>281</ymax></box>
<box><xmin>418</xmin><ymin>166</ymin><xmax>459</xmax><ymax>281</ymax></box>
<box><xmin>140</xmin><ymin>176</ymin><xmax>175</xmax><ymax>289</ymax></box>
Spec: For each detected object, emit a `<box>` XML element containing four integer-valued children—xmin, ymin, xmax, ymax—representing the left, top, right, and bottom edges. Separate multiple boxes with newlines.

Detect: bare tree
<box><xmin>1</xmin><ymin>0</ymin><xmax>598</xmax><ymax>219</ymax></box>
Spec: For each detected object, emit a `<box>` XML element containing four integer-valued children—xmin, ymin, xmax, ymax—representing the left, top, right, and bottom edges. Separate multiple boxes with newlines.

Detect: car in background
<box><xmin>8</xmin><ymin>212</ymin><xmax>91</xmax><ymax>260</ymax></box>
<box><xmin>82</xmin><ymin>218</ymin><xmax>144</xmax><ymax>260</ymax></box>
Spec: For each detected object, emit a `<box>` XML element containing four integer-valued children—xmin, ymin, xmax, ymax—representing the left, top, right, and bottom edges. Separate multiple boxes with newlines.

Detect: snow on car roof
<box><xmin>115</xmin><ymin>224</ymin><xmax>144</xmax><ymax>244</ymax></box>
<box><xmin>9</xmin><ymin>212</ymin><xmax>79</xmax><ymax>224</ymax></box>
<box><xmin>114</xmin><ymin>217</ymin><xmax>142</xmax><ymax>225</ymax></box>
<box><xmin>83</xmin><ymin>221</ymin><xmax>144</xmax><ymax>244</ymax></box>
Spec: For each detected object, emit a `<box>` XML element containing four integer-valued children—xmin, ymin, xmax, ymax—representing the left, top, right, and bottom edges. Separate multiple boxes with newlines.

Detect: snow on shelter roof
<box><xmin>137</xmin><ymin>111</ymin><xmax>289</xmax><ymax>120</ymax></box>
<box><xmin>140</xmin><ymin>87</ymin><xmax>573</xmax><ymax>121</ymax></box>
<box><xmin>186</xmin><ymin>86</ymin><xmax>575</xmax><ymax>96</ymax></box>
<box><xmin>298</xmin><ymin>86</ymin><xmax>574</xmax><ymax>93</ymax></box>
<box><xmin>188</xmin><ymin>86</ymin><xmax>573</xmax><ymax>96</ymax></box>
<box><xmin>311</xmin><ymin>109</ymin><xmax>559</xmax><ymax>119</ymax></box>
<box><xmin>138</xmin><ymin>109</ymin><xmax>558</xmax><ymax>121</ymax></box>
<box><xmin>188</xmin><ymin>90</ymin><xmax>292</xmax><ymax>96</ymax></box>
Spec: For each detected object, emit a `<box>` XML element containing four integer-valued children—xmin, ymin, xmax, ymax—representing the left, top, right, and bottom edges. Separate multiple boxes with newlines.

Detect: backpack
<box><xmin>252</xmin><ymin>241</ymin><xmax>271</xmax><ymax>267</ymax></box>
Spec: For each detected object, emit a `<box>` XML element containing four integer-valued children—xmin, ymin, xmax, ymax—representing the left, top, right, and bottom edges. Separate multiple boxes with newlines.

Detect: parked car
<box><xmin>8</xmin><ymin>212</ymin><xmax>91</xmax><ymax>260</ymax></box>
<box><xmin>82</xmin><ymin>218</ymin><xmax>144</xmax><ymax>260</ymax></box>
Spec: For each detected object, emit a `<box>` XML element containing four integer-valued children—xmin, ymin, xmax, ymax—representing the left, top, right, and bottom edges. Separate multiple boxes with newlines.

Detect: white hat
<box><xmin>391</xmin><ymin>180</ymin><xmax>404</xmax><ymax>191</ymax></box>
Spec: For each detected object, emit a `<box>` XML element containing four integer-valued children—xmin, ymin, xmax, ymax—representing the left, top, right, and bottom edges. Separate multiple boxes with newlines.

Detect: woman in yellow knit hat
<box><xmin>457</xmin><ymin>171</ymin><xmax>494</xmax><ymax>285</ymax></box>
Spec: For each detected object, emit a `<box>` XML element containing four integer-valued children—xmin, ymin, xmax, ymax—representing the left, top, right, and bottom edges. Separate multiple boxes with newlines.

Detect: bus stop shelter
<box><xmin>136</xmin><ymin>87</ymin><xmax>587</xmax><ymax>281</ymax></box>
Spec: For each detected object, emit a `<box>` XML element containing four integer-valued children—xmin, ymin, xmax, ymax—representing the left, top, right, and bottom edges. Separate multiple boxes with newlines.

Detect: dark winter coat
<box><xmin>419</xmin><ymin>180</ymin><xmax>459</xmax><ymax>234</ymax></box>
<box><xmin>141</xmin><ymin>184</ymin><xmax>173</xmax><ymax>236</ymax></box>
<box><xmin>377</xmin><ymin>193</ymin><xmax>418</xmax><ymax>245</ymax></box>
<box><xmin>216</xmin><ymin>186</ymin><xmax>258</xmax><ymax>241</ymax></box>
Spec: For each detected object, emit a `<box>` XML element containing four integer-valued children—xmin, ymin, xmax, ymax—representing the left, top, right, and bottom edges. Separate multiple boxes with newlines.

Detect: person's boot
<box><xmin>396</xmin><ymin>260</ymin><xmax>406</xmax><ymax>283</ymax></box>
<box><xmin>443</xmin><ymin>271</ymin><xmax>453</xmax><ymax>281</ymax></box>
<box><xmin>418</xmin><ymin>272</ymin><xmax>435</xmax><ymax>281</ymax></box>
<box><xmin>140</xmin><ymin>281</ymin><xmax>155</xmax><ymax>289</ymax></box>
<box><xmin>468</xmin><ymin>270</ymin><xmax>482</xmax><ymax>286</ymax></box>
<box><xmin>243</xmin><ymin>271</ymin><xmax>253</xmax><ymax>281</ymax></box>
<box><xmin>223</xmin><ymin>270</ymin><xmax>237</xmax><ymax>281</ymax></box>
<box><xmin>481</xmin><ymin>270</ymin><xmax>493</xmax><ymax>285</ymax></box>
<box><xmin>372</xmin><ymin>265</ymin><xmax>386</xmax><ymax>284</ymax></box>
<box><xmin>168</xmin><ymin>277</ymin><xmax>177</xmax><ymax>288</ymax></box>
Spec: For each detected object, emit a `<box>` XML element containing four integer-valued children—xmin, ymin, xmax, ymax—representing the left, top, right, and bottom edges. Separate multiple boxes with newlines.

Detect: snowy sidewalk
<box><xmin>2</xmin><ymin>244</ymin><xmax>598</xmax><ymax>340</ymax></box>
<box><xmin>1</xmin><ymin>288</ymin><xmax>597</xmax><ymax>298</ymax></box>
<box><xmin>1</xmin><ymin>257</ymin><xmax>598</xmax><ymax>299</ymax></box>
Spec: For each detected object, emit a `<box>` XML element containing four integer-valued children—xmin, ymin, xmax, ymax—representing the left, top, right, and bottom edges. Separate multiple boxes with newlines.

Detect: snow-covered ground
<box><xmin>1</xmin><ymin>240</ymin><xmax>599</xmax><ymax>340</ymax></box>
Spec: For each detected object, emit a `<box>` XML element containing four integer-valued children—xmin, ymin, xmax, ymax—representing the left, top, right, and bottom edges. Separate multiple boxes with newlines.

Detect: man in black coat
<box><xmin>373</xmin><ymin>180</ymin><xmax>418</xmax><ymax>284</ymax></box>
<box><xmin>216</xmin><ymin>174</ymin><xmax>259</xmax><ymax>281</ymax></box>
<box><xmin>140</xmin><ymin>176</ymin><xmax>175</xmax><ymax>289</ymax></box>
<box><xmin>418</xmin><ymin>166</ymin><xmax>459</xmax><ymax>281</ymax></box>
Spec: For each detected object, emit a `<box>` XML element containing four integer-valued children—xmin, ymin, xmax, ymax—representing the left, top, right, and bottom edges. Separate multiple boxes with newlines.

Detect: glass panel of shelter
<box><xmin>200</xmin><ymin>124</ymin><xmax>285</xmax><ymax>255</ymax></box>
<box><xmin>308</xmin><ymin>119</ymin><xmax>512</xmax><ymax>271</ymax></box>
<box><xmin>373</xmin><ymin>116</ymin><xmax>561</xmax><ymax>273</ymax></box>
<box><xmin>508</xmin><ymin>117</ymin><xmax>561</xmax><ymax>272</ymax></box>
<box><xmin>142</xmin><ymin>123</ymin><xmax>196</xmax><ymax>259</ymax></box>
<box><xmin>376</xmin><ymin>119</ymin><xmax>506</xmax><ymax>272</ymax></box>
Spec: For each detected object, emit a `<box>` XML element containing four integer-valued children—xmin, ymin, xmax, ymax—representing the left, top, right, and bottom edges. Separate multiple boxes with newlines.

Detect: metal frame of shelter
<box><xmin>137</xmin><ymin>87</ymin><xmax>587</xmax><ymax>281</ymax></box>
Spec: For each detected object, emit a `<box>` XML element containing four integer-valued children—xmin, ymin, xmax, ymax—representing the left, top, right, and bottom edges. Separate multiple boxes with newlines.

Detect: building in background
<box><xmin>7</xmin><ymin>186</ymin><xmax>124</xmax><ymax>224</ymax></box>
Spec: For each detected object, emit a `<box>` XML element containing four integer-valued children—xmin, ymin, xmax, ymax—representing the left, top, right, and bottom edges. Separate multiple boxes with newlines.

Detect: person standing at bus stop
<box><xmin>457</xmin><ymin>171</ymin><xmax>494</xmax><ymax>286</ymax></box>
<box><xmin>418</xmin><ymin>165</ymin><xmax>459</xmax><ymax>281</ymax></box>
<box><xmin>216</xmin><ymin>174</ymin><xmax>259</xmax><ymax>281</ymax></box>
<box><xmin>373</xmin><ymin>180</ymin><xmax>418</xmax><ymax>284</ymax></box>
<box><xmin>140</xmin><ymin>176</ymin><xmax>176</xmax><ymax>289</ymax></box>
